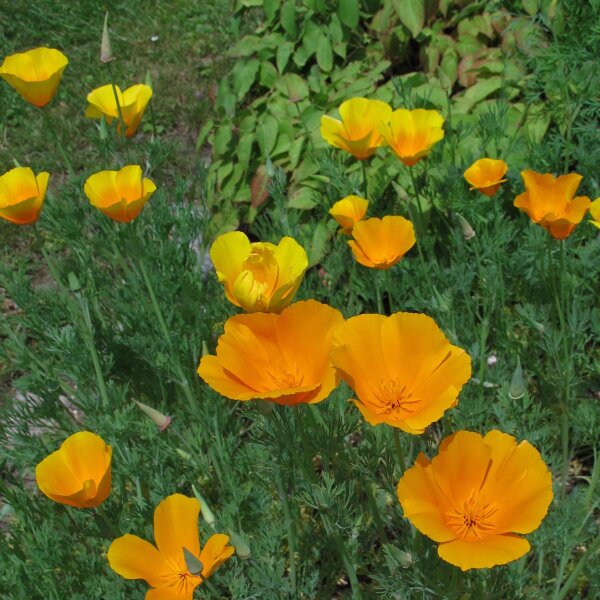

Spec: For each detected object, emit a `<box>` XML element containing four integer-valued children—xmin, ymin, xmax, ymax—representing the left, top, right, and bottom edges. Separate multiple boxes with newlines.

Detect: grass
<box><xmin>1</xmin><ymin>1</ymin><xmax>600</xmax><ymax>599</ymax></box>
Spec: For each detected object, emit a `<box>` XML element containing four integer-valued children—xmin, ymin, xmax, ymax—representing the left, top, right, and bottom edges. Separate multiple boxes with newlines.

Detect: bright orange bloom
<box><xmin>0</xmin><ymin>167</ymin><xmax>49</xmax><ymax>225</ymax></box>
<box><xmin>329</xmin><ymin>195</ymin><xmax>368</xmax><ymax>234</ymax></box>
<box><xmin>588</xmin><ymin>198</ymin><xmax>600</xmax><ymax>229</ymax></box>
<box><xmin>0</xmin><ymin>48</ymin><xmax>68</xmax><ymax>107</ymax></box>
<box><xmin>397</xmin><ymin>430</ymin><xmax>553</xmax><ymax>571</ymax></box>
<box><xmin>84</xmin><ymin>165</ymin><xmax>156</xmax><ymax>223</ymax></box>
<box><xmin>108</xmin><ymin>494</ymin><xmax>234</xmax><ymax>599</ymax></box>
<box><xmin>198</xmin><ymin>300</ymin><xmax>343</xmax><ymax>406</ymax></box>
<box><xmin>330</xmin><ymin>312</ymin><xmax>471</xmax><ymax>433</ymax></box>
<box><xmin>320</xmin><ymin>97</ymin><xmax>392</xmax><ymax>160</ymax></box>
<box><xmin>348</xmin><ymin>215</ymin><xmax>415</xmax><ymax>269</ymax></box>
<box><xmin>514</xmin><ymin>170</ymin><xmax>591</xmax><ymax>239</ymax></box>
<box><xmin>464</xmin><ymin>158</ymin><xmax>508</xmax><ymax>197</ymax></box>
<box><xmin>210</xmin><ymin>231</ymin><xmax>308</xmax><ymax>313</ymax></box>
<box><xmin>379</xmin><ymin>108</ymin><xmax>444</xmax><ymax>166</ymax></box>
<box><xmin>85</xmin><ymin>83</ymin><xmax>152</xmax><ymax>137</ymax></box>
<box><xmin>35</xmin><ymin>431</ymin><xmax>112</xmax><ymax>508</ymax></box>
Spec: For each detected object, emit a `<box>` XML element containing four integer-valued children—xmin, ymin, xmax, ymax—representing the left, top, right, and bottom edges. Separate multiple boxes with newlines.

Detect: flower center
<box><xmin>445</xmin><ymin>490</ymin><xmax>498</xmax><ymax>540</ymax></box>
<box><xmin>243</xmin><ymin>245</ymin><xmax>279</xmax><ymax>289</ymax></box>
<box><xmin>162</xmin><ymin>556</ymin><xmax>202</xmax><ymax>596</ymax></box>
<box><xmin>266</xmin><ymin>362</ymin><xmax>304</xmax><ymax>390</ymax></box>
<box><xmin>372</xmin><ymin>378</ymin><xmax>418</xmax><ymax>415</ymax></box>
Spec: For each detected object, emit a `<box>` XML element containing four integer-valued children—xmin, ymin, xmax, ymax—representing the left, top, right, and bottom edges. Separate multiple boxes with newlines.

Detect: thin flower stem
<box><xmin>96</xmin><ymin>505</ymin><xmax>119</xmax><ymax>538</ymax></box>
<box><xmin>554</xmin><ymin>534</ymin><xmax>600</xmax><ymax>600</ymax></box>
<box><xmin>408</xmin><ymin>166</ymin><xmax>425</xmax><ymax>233</ymax></box>
<box><xmin>392</xmin><ymin>428</ymin><xmax>406</xmax><ymax>473</ymax></box>
<box><xmin>106</xmin><ymin>62</ymin><xmax>132</xmax><ymax>163</ymax></box>
<box><xmin>275</xmin><ymin>469</ymin><xmax>298</xmax><ymax>596</ymax></box>
<box><xmin>362</xmin><ymin>160</ymin><xmax>368</xmax><ymax>199</ymax></box>
<box><xmin>365</xmin><ymin>484</ymin><xmax>387</xmax><ymax>543</ymax></box>
<box><xmin>42</xmin><ymin>109</ymin><xmax>74</xmax><ymax>176</ymax></box>
<box><xmin>137</xmin><ymin>257</ymin><xmax>197</xmax><ymax>410</ymax></box>
<box><xmin>198</xmin><ymin>572</ymin><xmax>221</xmax><ymax>597</ymax></box>
<box><xmin>293</xmin><ymin>406</ymin><xmax>316</xmax><ymax>484</ymax></box>
<box><xmin>331</xmin><ymin>531</ymin><xmax>362</xmax><ymax>599</ymax></box>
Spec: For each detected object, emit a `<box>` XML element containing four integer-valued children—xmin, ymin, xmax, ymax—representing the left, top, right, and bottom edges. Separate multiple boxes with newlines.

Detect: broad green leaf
<box><xmin>277</xmin><ymin>73</ymin><xmax>310</xmax><ymax>101</ymax></box>
<box><xmin>263</xmin><ymin>0</ymin><xmax>279</xmax><ymax>22</ymax></box>
<box><xmin>195</xmin><ymin>118</ymin><xmax>214</xmax><ymax>151</ymax></box>
<box><xmin>257</xmin><ymin>114</ymin><xmax>278</xmax><ymax>155</ymax></box>
<box><xmin>316</xmin><ymin>33</ymin><xmax>334</xmax><ymax>72</ymax></box>
<box><xmin>232</xmin><ymin>58</ymin><xmax>260</xmax><ymax>101</ymax></box>
<box><xmin>281</xmin><ymin>1</ymin><xmax>298</xmax><ymax>40</ymax></box>
<box><xmin>276</xmin><ymin>42</ymin><xmax>294</xmax><ymax>73</ymax></box>
<box><xmin>289</xmin><ymin>187</ymin><xmax>319</xmax><ymax>210</ymax></box>
<box><xmin>213</xmin><ymin>125</ymin><xmax>233</xmax><ymax>155</ymax></box>
<box><xmin>439</xmin><ymin>49</ymin><xmax>458</xmax><ymax>90</ymax></box>
<box><xmin>394</xmin><ymin>0</ymin><xmax>425</xmax><ymax>38</ymax></box>
<box><xmin>452</xmin><ymin>77</ymin><xmax>502</xmax><ymax>114</ymax></box>
<box><xmin>259</xmin><ymin>61</ymin><xmax>278</xmax><ymax>87</ymax></box>
<box><xmin>237</xmin><ymin>132</ymin><xmax>255</xmax><ymax>171</ymax></box>
<box><xmin>338</xmin><ymin>0</ymin><xmax>360</xmax><ymax>28</ymax></box>
<box><xmin>308</xmin><ymin>221</ymin><xmax>331</xmax><ymax>266</ymax></box>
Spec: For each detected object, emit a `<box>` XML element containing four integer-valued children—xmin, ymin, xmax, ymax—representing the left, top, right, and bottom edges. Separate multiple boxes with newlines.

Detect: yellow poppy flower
<box><xmin>198</xmin><ymin>300</ymin><xmax>344</xmax><ymax>406</ymax></box>
<box><xmin>320</xmin><ymin>97</ymin><xmax>392</xmax><ymax>160</ymax></box>
<box><xmin>588</xmin><ymin>198</ymin><xmax>600</xmax><ymax>229</ymax></box>
<box><xmin>35</xmin><ymin>431</ymin><xmax>112</xmax><ymax>508</ymax></box>
<box><xmin>0</xmin><ymin>47</ymin><xmax>68</xmax><ymax>107</ymax></box>
<box><xmin>210</xmin><ymin>231</ymin><xmax>308</xmax><ymax>313</ymax></box>
<box><xmin>107</xmin><ymin>494</ymin><xmax>234</xmax><ymax>599</ymax></box>
<box><xmin>397</xmin><ymin>430</ymin><xmax>553</xmax><ymax>571</ymax></box>
<box><xmin>329</xmin><ymin>195</ymin><xmax>368</xmax><ymax>234</ymax></box>
<box><xmin>379</xmin><ymin>108</ymin><xmax>444</xmax><ymax>166</ymax></box>
<box><xmin>514</xmin><ymin>170</ymin><xmax>591</xmax><ymax>239</ymax></box>
<box><xmin>463</xmin><ymin>158</ymin><xmax>508</xmax><ymax>197</ymax></box>
<box><xmin>83</xmin><ymin>165</ymin><xmax>156</xmax><ymax>223</ymax></box>
<box><xmin>85</xmin><ymin>83</ymin><xmax>152</xmax><ymax>137</ymax></box>
<box><xmin>348</xmin><ymin>215</ymin><xmax>416</xmax><ymax>269</ymax></box>
<box><xmin>0</xmin><ymin>167</ymin><xmax>49</xmax><ymax>225</ymax></box>
<box><xmin>330</xmin><ymin>312</ymin><xmax>471</xmax><ymax>433</ymax></box>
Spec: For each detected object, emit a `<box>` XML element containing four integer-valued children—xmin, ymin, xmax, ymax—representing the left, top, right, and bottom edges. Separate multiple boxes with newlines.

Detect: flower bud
<box><xmin>456</xmin><ymin>213</ymin><xmax>475</xmax><ymax>240</ymax></box>
<box><xmin>101</xmin><ymin>12</ymin><xmax>114</xmax><ymax>63</ymax></box>
<box><xmin>133</xmin><ymin>400</ymin><xmax>171</xmax><ymax>431</ymax></box>
<box><xmin>192</xmin><ymin>485</ymin><xmax>216</xmax><ymax>528</ymax></box>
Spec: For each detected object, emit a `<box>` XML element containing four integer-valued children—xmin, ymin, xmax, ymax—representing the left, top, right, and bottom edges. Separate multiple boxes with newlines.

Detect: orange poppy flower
<box><xmin>397</xmin><ymin>430</ymin><xmax>553</xmax><ymax>571</ymax></box>
<box><xmin>210</xmin><ymin>231</ymin><xmax>308</xmax><ymax>313</ymax></box>
<box><xmin>85</xmin><ymin>83</ymin><xmax>152</xmax><ymax>137</ymax></box>
<box><xmin>108</xmin><ymin>493</ymin><xmax>234</xmax><ymax>599</ymax></box>
<box><xmin>589</xmin><ymin>198</ymin><xmax>600</xmax><ymax>229</ymax></box>
<box><xmin>329</xmin><ymin>195</ymin><xmax>368</xmax><ymax>234</ymax></box>
<box><xmin>320</xmin><ymin>97</ymin><xmax>392</xmax><ymax>160</ymax></box>
<box><xmin>514</xmin><ymin>170</ymin><xmax>591</xmax><ymax>239</ymax></box>
<box><xmin>35</xmin><ymin>431</ymin><xmax>112</xmax><ymax>508</ymax></box>
<box><xmin>379</xmin><ymin>108</ymin><xmax>444</xmax><ymax>166</ymax></box>
<box><xmin>464</xmin><ymin>158</ymin><xmax>508</xmax><ymax>197</ymax></box>
<box><xmin>198</xmin><ymin>300</ymin><xmax>344</xmax><ymax>406</ymax></box>
<box><xmin>348</xmin><ymin>215</ymin><xmax>416</xmax><ymax>269</ymax></box>
<box><xmin>0</xmin><ymin>47</ymin><xmax>68</xmax><ymax>107</ymax></box>
<box><xmin>0</xmin><ymin>167</ymin><xmax>49</xmax><ymax>225</ymax></box>
<box><xmin>83</xmin><ymin>165</ymin><xmax>157</xmax><ymax>223</ymax></box>
<box><xmin>330</xmin><ymin>312</ymin><xmax>471</xmax><ymax>433</ymax></box>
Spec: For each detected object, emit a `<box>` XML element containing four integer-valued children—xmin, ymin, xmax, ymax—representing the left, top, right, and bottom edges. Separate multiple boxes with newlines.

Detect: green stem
<box><xmin>408</xmin><ymin>167</ymin><xmax>425</xmax><ymax>233</ymax></box>
<box><xmin>96</xmin><ymin>505</ymin><xmax>119</xmax><ymax>538</ymax></box>
<box><xmin>392</xmin><ymin>428</ymin><xmax>406</xmax><ymax>473</ymax></box>
<box><xmin>106</xmin><ymin>62</ymin><xmax>132</xmax><ymax>163</ymax></box>
<box><xmin>293</xmin><ymin>406</ymin><xmax>316</xmax><ymax>484</ymax></box>
<box><xmin>138</xmin><ymin>257</ymin><xmax>196</xmax><ymax>410</ymax></box>
<box><xmin>42</xmin><ymin>109</ymin><xmax>74</xmax><ymax>176</ymax></box>
<box><xmin>275</xmin><ymin>469</ymin><xmax>297</xmax><ymax>596</ymax></box>
<box><xmin>332</xmin><ymin>531</ymin><xmax>362</xmax><ymax>599</ymax></box>
<box><xmin>365</xmin><ymin>483</ymin><xmax>386</xmax><ymax>543</ymax></box>
<box><xmin>198</xmin><ymin>572</ymin><xmax>221</xmax><ymax>597</ymax></box>
<box><xmin>362</xmin><ymin>160</ymin><xmax>368</xmax><ymax>199</ymax></box>
<box><xmin>554</xmin><ymin>535</ymin><xmax>600</xmax><ymax>600</ymax></box>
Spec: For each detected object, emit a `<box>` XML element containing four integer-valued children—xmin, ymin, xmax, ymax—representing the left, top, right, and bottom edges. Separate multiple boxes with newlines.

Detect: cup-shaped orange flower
<box><xmin>108</xmin><ymin>493</ymin><xmax>234</xmax><ymax>599</ymax></box>
<box><xmin>348</xmin><ymin>215</ymin><xmax>416</xmax><ymax>269</ymax></box>
<box><xmin>0</xmin><ymin>167</ymin><xmax>49</xmax><ymax>225</ymax></box>
<box><xmin>329</xmin><ymin>195</ymin><xmax>368</xmax><ymax>234</ymax></box>
<box><xmin>320</xmin><ymin>97</ymin><xmax>392</xmax><ymax>160</ymax></box>
<box><xmin>85</xmin><ymin>83</ymin><xmax>152</xmax><ymax>137</ymax></box>
<box><xmin>379</xmin><ymin>108</ymin><xmax>444</xmax><ymax>166</ymax></box>
<box><xmin>464</xmin><ymin>158</ymin><xmax>508</xmax><ymax>197</ymax></box>
<box><xmin>35</xmin><ymin>431</ymin><xmax>112</xmax><ymax>508</ymax></box>
<box><xmin>0</xmin><ymin>48</ymin><xmax>68</xmax><ymax>107</ymax></box>
<box><xmin>330</xmin><ymin>312</ymin><xmax>471</xmax><ymax>433</ymax></box>
<box><xmin>84</xmin><ymin>165</ymin><xmax>157</xmax><ymax>223</ymax></box>
<box><xmin>210</xmin><ymin>231</ymin><xmax>308</xmax><ymax>313</ymax></box>
<box><xmin>397</xmin><ymin>430</ymin><xmax>553</xmax><ymax>571</ymax></box>
<box><xmin>514</xmin><ymin>170</ymin><xmax>591</xmax><ymax>239</ymax></box>
<box><xmin>589</xmin><ymin>198</ymin><xmax>600</xmax><ymax>229</ymax></box>
<box><xmin>198</xmin><ymin>300</ymin><xmax>343</xmax><ymax>406</ymax></box>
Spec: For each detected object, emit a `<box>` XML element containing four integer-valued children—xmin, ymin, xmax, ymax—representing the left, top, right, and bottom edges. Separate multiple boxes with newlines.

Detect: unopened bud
<box><xmin>182</xmin><ymin>547</ymin><xmax>203</xmax><ymax>575</ymax></box>
<box><xmin>456</xmin><ymin>213</ymin><xmax>475</xmax><ymax>240</ymax></box>
<box><xmin>192</xmin><ymin>485</ymin><xmax>216</xmax><ymax>527</ymax></box>
<box><xmin>509</xmin><ymin>356</ymin><xmax>525</xmax><ymax>400</ymax></box>
<box><xmin>144</xmin><ymin>70</ymin><xmax>153</xmax><ymax>89</ymax></box>
<box><xmin>228</xmin><ymin>530</ymin><xmax>251</xmax><ymax>559</ymax></box>
<box><xmin>101</xmin><ymin>12</ymin><xmax>115</xmax><ymax>63</ymax></box>
<box><xmin>391</xmin><ymin>181</ymin><xmax>409</xmax><ymax>201</ymax></box>
<box><xmin>201</xmin><ymin>341</ymin><xmax>210</xmax><ymax>357</ymax></box>
<box><xmin>134</xmin><ymin>400</ymin><xmax>171</xmax><ymax>431</ymax></box>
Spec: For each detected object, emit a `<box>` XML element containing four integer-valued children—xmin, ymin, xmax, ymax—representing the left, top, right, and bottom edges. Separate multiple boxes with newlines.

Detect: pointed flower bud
<box><xmin>101</xmin><ymin>12</ymin><xmax>114</xmax><ymax>63</ymax></box>
<box><xmin>182</xmin><ymin>547</ymin><xmax>204</xmax><ymax>575</ymax></box>
<box><xmin>133</xmin><ymin>400</ymin><xmax>171</xmax><ymax>431</ymax></box>
<box><xmin>192</xmin><ymin>485</ymin><xmax>216</xmax><ymax>528</ymax></box>
<box><xmin>228</xmin><ymin>530</ymin><xmax>251</xmax><ymax>559</ymax></box>
<box><xmin>456</xmin><ymin>213</ymin><xmax>475</xmax><ymax>240</ymax></box>
<box><xmin>509</xmin><ymin>356</ymin><xmax>526</xmax><ymax>400</ymax></box>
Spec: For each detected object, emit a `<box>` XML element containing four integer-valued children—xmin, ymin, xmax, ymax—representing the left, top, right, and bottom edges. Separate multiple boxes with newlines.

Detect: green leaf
<box><xmin>276</xmin><ymin>42</ymin><xmax>294</xmax><ymax>73</ymax></box>
<box><xmin>281</xmin><ymin>1</ymin><xmax>298</xmax><ymax>40</ymax></box>
<box><xmin>452</xmin><ymin>77</ymin><xmax>502</xmax><ymax>114</ymax></box>
<box><xmin>232</xmin><ymin>58</ymin><xmax>260</xmax><ymax>101</ymax></box>
<box><xmin>308</xmin><ymin>221</ymin><xmax>331</xmax><ymax>266</ymax></box>
<box><xmin>195</xmin><ymin>118</ymin><xmax>214</xmax><ymax>151</ymax></box>
<box><xmin>289</xmin><ymin>187</ymin><xmax>319</xmax><ymax>210</ymax></box>
<box><xmin>316</xmin><ymin>33</ymin><xmax>334</xmax><ymax>72</ymax></box>
<box><xmin>259</xmin><ymin>61</ymin><xmax>278</xmax><ymax>87</ymax></box>
<box><xmin>393</xmin><ymin>0</ymin><xmax>425</xmax><ymax>38</ymax></box>
<box><xmin>213</xmin><ymin>125</ymin><xmax>233</xmax><ymax>155</ymax></box>
<box><xmin>263</xmin><ymin>0</ymin><xmax>279</xmax><ymax>22</ymax></box>
<box><xmin>257</xmin><ymin>114</ymin><xmax>278</xmax><ymax>155</ymax></box>
<box><xmin>337</xmin><ymin>0</ymin><xmax>360</xmax><ymax>28</ymax></box>
<box><xmin>277</xmin><ymin>73</ymin><xmax>310</xmax><ymax>102</ymax></box>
